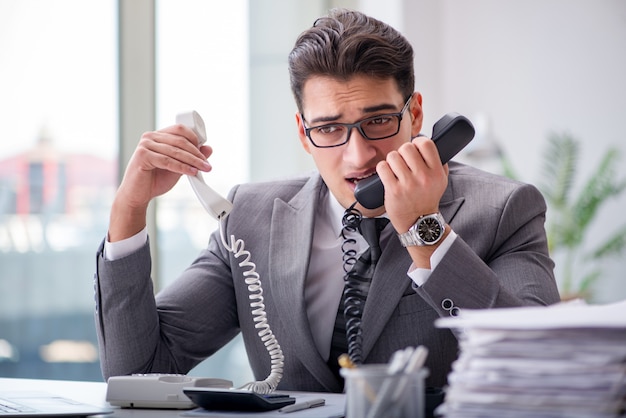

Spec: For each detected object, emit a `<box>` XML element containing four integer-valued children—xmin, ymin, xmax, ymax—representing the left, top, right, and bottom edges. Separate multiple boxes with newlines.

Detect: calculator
<box><xmin>183</xmin><ymin>388</ymin><xmax>296</xmax><ymax>412</ymax></box>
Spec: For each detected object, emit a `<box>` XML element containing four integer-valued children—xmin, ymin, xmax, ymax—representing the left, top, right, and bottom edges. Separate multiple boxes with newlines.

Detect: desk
<box><xmin>0</xmin><ymin>378</ymin><xmax>345</xmax><ymax>417</ymax></box>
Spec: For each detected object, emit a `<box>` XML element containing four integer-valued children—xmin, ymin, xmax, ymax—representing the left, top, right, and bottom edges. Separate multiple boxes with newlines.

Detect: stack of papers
<box><xmin>435</xmin><ymin>299</ymin><xmax>626</xmax><ymax>418</ymax></box>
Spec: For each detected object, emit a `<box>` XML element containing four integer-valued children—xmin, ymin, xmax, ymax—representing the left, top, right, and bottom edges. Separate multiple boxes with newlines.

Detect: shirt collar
<box><xmin>327</xmin><ymin>191</ymin><xmax>347</xmax><ymax>238</ymax></box>
<box><xmin>325</xmin><ymin>189</ymin><xmax>388</xmax><ymax>238</ymax></box>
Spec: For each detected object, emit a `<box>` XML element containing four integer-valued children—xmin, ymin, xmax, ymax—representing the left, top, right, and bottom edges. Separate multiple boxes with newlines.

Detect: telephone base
<box><xmin>106</xmin><ymin>374</ymin><xmax>233</xmax><ymax>409</ymax></box>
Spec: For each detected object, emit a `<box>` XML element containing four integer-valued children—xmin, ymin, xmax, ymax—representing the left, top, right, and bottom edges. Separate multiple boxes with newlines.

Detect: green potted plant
<box><xmin>503</xmin><ymin>133</ymin><xmax>626</xmax><ymax>300</ymax></box>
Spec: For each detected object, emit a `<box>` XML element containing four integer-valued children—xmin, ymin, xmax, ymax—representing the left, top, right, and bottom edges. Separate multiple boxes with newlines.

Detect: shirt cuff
<box><xmin>104</xmin><ymin>227</ymin><xmax>148</xmax><ymax>261</ymax></box>
<box><xmin>407</xmin><ymin>230</ymin><xmax>458</xmax><ymax>287</ymax></box>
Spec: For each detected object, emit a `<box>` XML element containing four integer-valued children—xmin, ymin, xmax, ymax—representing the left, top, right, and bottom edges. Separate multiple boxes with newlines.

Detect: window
<box><xmin>0</xmin><ymin>0</ymin><xmax>117</xmax><ymax>381</ymax></box>
<box><xmin>155</xmin><ymin>0</ymin><xmax>252</xmax><ymax>381</ymax></box>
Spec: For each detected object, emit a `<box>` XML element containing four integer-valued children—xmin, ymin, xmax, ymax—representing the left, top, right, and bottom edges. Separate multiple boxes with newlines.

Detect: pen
<box><xmin>338</xmin><ymin>353</ymin><xmax>376</xmax><ymax>402</ymax></box>
<box><xmin>279</xmin><ymin>398</ymin><xmax>325</xmax><ymax>413</ymax></box>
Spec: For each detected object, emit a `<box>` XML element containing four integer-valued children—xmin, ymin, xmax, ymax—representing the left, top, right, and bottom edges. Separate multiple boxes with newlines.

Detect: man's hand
<box><xmin>108</xmin><ymin>124</ymin><xmax>213</xmax><ymax>242</ymax></box>
<box><xmin>377</xmin><ymin>136</ymin><xmax>449</xmax><ymax>234</ymax></box>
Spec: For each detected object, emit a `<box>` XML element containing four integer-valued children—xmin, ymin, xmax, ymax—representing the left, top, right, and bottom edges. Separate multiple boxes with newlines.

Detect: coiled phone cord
<box><xmin>340</xmin><ymin>203</ymin><xmax>365</xmax><ymax>365</ymax></box>
<box><xmin>218</xmin><ymin>216</ymin><xmax>284</xmax><ymax>394</ymax></box>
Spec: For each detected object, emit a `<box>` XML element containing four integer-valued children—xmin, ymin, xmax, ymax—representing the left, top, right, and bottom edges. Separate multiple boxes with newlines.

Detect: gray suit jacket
<box><xmin>94</xmin><ymin>162</ymin><xmax>560</xmax><ymax>392</ymax></box>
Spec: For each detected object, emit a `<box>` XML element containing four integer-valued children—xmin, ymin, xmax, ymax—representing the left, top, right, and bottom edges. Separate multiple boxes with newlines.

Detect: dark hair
<box><xmin>288</xmin><ymin>8</ymin><xmax>414</xmax><ymax>113</ymax></box>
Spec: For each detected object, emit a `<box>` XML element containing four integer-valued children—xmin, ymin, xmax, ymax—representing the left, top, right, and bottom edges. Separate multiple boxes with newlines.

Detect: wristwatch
<box><xmin>398</xmin><ymin>212</ymin><xmax>446</xmax><ymax>247</ymax></box>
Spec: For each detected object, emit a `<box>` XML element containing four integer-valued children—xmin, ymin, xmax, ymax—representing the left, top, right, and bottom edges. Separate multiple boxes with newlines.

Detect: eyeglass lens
<box><xmin>309</xmin><ymin>114</ymin><xmax>401</xmax><ymax>147</ymax></box>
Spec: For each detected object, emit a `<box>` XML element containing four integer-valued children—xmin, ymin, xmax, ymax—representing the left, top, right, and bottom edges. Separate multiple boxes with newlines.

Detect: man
<box><xmin>95</xmin><ymin>8</ymin><xmax>560</xmax><ymax>393</ymax></box>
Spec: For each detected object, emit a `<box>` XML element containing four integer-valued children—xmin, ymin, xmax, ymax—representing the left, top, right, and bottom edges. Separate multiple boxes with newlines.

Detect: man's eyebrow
<box><xmin>307</xmin><ymin>102</ymin><xmax>399</xmax><ymax>125</ymax></box>
<box><xmin>308</xmin><ymin>114</ymin><xmax>342</xmax><ymax>125</ymax></box>
<box><xmin>363</xmin><ymin>103</ymin><xmax>398</xmax><ymax>113</ymax></box>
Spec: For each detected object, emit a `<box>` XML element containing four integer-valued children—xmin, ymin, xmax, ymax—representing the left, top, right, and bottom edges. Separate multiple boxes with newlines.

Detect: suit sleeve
<box><xmin>94</xmin><ymin>238</ymin><xmax>161</xmax><ymax>379</ymax></box>
<box><xmin>94</xmin><ymin>203</ymin><xmax>242</xmax><ymax>381</ymax></box>
<box><xmin>416</xmin><ymin>182</ymin><xmax>561</xmax><ymax>317</ymax></box>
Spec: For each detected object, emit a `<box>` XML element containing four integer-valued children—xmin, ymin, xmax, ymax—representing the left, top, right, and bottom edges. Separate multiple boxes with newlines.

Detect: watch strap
<box><xmin>398</xmin><ymin>212</ymin><xmax>446</xmax><ymax>247</ymax></box>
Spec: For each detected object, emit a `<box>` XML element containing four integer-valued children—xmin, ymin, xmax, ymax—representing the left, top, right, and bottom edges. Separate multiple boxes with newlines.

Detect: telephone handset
<box><xmin>175</xmin><ymin>111</ymin><xmax>233</xmax><ymax>220</ymax></box>
<box><xmin>353</xmin><ymin>112</ymin><xmax>475</xmax><ymax>209</ymax></box>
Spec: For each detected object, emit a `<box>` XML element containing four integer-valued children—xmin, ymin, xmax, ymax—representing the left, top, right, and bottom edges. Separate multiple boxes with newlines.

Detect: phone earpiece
<box><xmin>176</xmin><ymin>110</ymin><xmax>207</xmax><ymax>146</ymax></box>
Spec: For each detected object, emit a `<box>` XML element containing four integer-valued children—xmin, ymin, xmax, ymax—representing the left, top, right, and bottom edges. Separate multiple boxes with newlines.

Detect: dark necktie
<box><xmin>328</xmin><ymin>217</ymin><xmax>390</xmax><ymax>380</ymax></box>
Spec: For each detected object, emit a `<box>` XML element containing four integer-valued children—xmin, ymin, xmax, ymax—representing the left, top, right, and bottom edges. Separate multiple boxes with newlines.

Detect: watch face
<box><xmin>418</xmin><ymin>216</ymin><xmax>443</xmax><ymax>243</ymax></box>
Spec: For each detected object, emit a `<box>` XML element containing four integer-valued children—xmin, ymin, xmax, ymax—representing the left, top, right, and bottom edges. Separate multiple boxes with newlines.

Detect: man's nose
<box><xmin>343</xmin><ymin>127</ymin><xmax>377</xmax><ymax>165</ymax></box>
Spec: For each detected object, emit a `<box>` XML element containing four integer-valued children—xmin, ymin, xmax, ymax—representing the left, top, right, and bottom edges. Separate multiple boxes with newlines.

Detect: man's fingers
<box><xmin>137</xmin><ymin>131</ymin><xmax>212</xmax><ymax>175</ymax></box>
<box><xmin>409</xmin><ymin>136</ymin><xmax>442</xmax><ymax>169</ymax></box>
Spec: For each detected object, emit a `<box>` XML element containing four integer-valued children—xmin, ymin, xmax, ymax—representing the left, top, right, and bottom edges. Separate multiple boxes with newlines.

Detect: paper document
<box><xmin>436</xmin><ymin>298</ymin><xmax>626</xmax><ymax>329</ymax></box>
<box><xmin>435</xmin><ymin>299</ymin><xmax>626</xmax><ymax>418</ymax></box>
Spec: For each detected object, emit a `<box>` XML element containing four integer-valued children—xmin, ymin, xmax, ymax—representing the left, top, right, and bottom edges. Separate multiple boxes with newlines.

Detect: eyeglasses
<box><xmin>302</xmin><ymin>97</ymin><xmax>412</xmax><ymax>148</ymax></box>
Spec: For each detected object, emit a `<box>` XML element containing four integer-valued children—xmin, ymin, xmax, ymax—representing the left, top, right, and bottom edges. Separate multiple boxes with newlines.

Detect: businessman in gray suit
<box><xmin>95</xmin><ymin>8</ymin><xmax>560</xmax><ymax>393</ymax></box>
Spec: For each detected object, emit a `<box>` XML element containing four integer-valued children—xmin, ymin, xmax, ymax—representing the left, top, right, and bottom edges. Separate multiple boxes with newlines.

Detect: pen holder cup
<box><xmin>341</xmin><ymin>365</ymin><xmax>428</xmax><ymax>418</ymax></box>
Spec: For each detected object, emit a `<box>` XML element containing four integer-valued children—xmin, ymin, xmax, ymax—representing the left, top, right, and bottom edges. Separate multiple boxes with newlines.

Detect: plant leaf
<box><xmin>549</xmin><ymin>206</ymin><xmax>578</xmax><ymax>249</ymax></box>
<box><xmin>538</xmin><ymin>133</ymin><xmax>578</xmax><ymax>208</ymax></box>
<box><xmin>572</xmin><ymin>148</ymin><xmax>626</xmax><ymax>232</ymax></box>
<box><xmin>576</xmin><ymin>269</ymin><xmax>602</xmax><ymax>300</ymax></box>
<box><xmin>588</xmin><ymin>225</ymin><xmax>626</xmax><ymax>259</ymax></box>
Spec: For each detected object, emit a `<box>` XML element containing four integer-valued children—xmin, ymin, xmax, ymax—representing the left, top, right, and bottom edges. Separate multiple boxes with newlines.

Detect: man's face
<box><xmin>296</xmin><ymin>75</ymin><xmax>423</xmax><ymax>217</ymax></box>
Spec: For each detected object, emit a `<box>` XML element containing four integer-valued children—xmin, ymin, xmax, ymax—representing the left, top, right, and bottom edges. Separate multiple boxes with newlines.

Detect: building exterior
<box><xmin>0</xmin><ymin>132</ymin><xmax>116</xmax><ymax>381</ymax></box>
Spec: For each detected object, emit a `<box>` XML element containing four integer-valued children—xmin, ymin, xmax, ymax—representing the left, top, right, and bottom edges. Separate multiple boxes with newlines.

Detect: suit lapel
<box><xmin>361</xmin><ymin>192</ymin><xmax>465</xmax><ymax>359</ymax></box>
<box><xmin>268</xmin><ymin>175</ymin><xmax>343</xmax><ymax>392</ymax></box>
<box><xmin>265</xmin><ymin>173</ymin><xmax>465</xmax><ymax>385</ymax></box>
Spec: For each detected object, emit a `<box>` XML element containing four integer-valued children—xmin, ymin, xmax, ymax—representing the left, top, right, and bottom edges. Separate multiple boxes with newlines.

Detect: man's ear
<box><xmin>410</xmin><ymin>92</ymin><xmax>424</xmax><ymax>138</ymax></box>
<box><xmin>296</xmin><ymin>112</ymin><xmax>312</xmax><ymax>154</ymax></box>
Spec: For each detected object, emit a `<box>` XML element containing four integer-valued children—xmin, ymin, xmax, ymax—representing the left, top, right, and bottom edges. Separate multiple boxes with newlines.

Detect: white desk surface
<box><xmin>0</xmin><ymin>378</ymin><xmax>345</xmax><ymax>417</ymax></box>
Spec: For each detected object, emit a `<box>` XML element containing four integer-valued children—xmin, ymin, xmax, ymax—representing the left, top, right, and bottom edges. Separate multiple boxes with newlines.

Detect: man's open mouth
<box><xmin>347</xmin><ymin>172</ymin><xmax>376</xmax><ymax>185</ymax></box>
